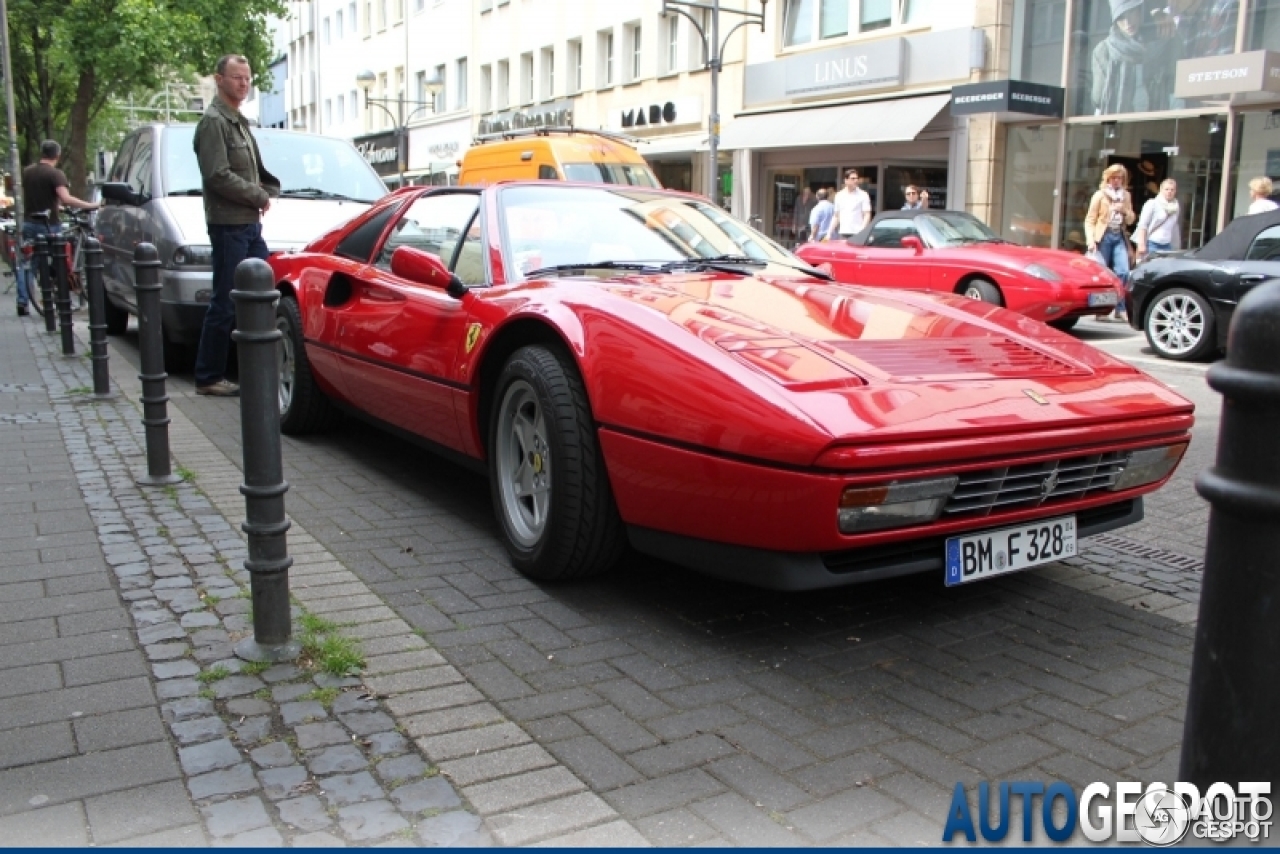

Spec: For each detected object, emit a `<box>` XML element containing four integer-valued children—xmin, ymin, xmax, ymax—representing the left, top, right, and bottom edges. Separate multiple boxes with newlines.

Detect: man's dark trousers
<box><xmin>194</xmin><ymin>222</ymin><xmax>268</xmax><ymax>386</ymax></box>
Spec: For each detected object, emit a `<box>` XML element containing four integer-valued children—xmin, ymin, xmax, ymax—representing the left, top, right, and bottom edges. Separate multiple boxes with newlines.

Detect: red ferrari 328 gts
<box><xmin>267</xmin><ymin>183</ymin><xmax>1193</xmax><ymax>591</ymax></box>
<box><xmin>796</xmin><ymin>209</ymin><xmax>1125</xmax><ymax>330</ymax></box>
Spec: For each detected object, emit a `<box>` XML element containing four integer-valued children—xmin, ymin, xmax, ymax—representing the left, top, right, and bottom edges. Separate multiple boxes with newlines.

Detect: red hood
<box><xmin>940</xmin><ymin>244</ymin><xmax>1120</xmax><ymax>285</ymax></box>
<box><xmin>564</xmin><ymin>271</ymin><xmax>1192</xmax><ymax>464</ymax></box>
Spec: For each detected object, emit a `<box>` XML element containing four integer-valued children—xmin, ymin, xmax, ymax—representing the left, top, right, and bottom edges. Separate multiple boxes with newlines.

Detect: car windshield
<box><xmin>561</xmin><ymin>162</ymin><xmax>661</xmax><ymax>187</ymax></box>
<box><xmin>498</xmin><ymin>185</ymin><xmax>803</xmax><ymax>280</ymax></box>
<box><xmin>917</xmin><ymin>212</ymin><xmax>1002</xmax><ymax>247</ymax></box>
<box><xmin>161</xmin><ymin>126</ymin><xmax>388</xmax><ymax>203</ymax></box>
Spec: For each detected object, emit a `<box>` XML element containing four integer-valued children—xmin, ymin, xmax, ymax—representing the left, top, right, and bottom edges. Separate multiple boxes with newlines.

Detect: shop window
<box><xmin>1248</xmin><ymin>0</ymin><xmax>1280</xmax><ymax>50</ymax></box>
<box><xmin>1001</xmin><ymin>125</ymin><xmax>1060</xmax><ymax>249</ymax></box>
<box><xmin>1011</xmin><ymin>0</ymin><xmax>1065</xmax><ymax>89</ymax></box>
<box><xmin>1067</xmin><ymin>0</ymin><xmax>1240</xmax><ymax>118</ymax></box>
<box><xmin>1228</xmin><ymin>111</ymin><xmax>1280</xmax><ymax>220</ymax></box>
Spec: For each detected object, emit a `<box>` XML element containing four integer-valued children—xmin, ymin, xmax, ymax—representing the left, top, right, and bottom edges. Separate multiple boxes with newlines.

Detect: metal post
<box><xmin>49</xmin><ymin>231</ymin><xmax>74</xmax><ymax>355</ymax></box>
<box><xmin>231</xmin><ymin>258</ymin><xmax>298</xmax><ymax>662</ymax></box>
<box><xmin>1181</xmin><ymin>280</ymin><xmax>1280</xmax><ymax>785</ymax></box>
<box><xmin>708</xmin><ymin>0</ymin><xmax>721</xmax><ymax>206</ymax></box>
<box><xmin>133</xmin><ymin>243</ymin><xmax>180</xmax><ymax>487</ymax></box>
<box><xmin>83</xmin><ymin>236</ymin><xmax>113</xmax><ymax>398</ymax></box>
<box><xmin>34</xmin><ymin>234</ymin><xmax>55</xmax><ymax>332</ymax></box>
<box><xmin>0</xmin><ymin>0</ymin><xmax>24</xmax><ymax>233</ymax></box>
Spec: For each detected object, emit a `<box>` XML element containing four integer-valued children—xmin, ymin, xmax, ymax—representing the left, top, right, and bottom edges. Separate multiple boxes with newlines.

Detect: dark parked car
<box><xmin>1127</xmin><ymin>207</ymin><xmax>1280</xmax><ymax>361</ymax></box>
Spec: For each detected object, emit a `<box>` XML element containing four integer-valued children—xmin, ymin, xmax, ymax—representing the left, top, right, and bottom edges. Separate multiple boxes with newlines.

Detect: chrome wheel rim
<box><xmin>495</xmin><ymin>379</ymin><xmax>551</xmax><ymax>548</ymax></box>
<box><xmin>277</xmin><ymin>316</ymin><xmax>295</xmax><ymax>415</ymax></box>
<box><xmin>964</xmin><ymin>285</ymin><xmax>983</xmax><ymax>301</ymax></box>
<box><xmin>1149</xmin><ymin>293</ymin><xmax>1205</xmax><ymax>356</ymax></box>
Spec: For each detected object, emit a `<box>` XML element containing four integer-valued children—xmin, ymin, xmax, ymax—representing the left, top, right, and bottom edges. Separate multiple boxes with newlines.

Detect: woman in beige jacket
<box><xmin>1084</xmin><ymin>163</ymin><xmax>1135</xmax><ymax>322</ymax></box>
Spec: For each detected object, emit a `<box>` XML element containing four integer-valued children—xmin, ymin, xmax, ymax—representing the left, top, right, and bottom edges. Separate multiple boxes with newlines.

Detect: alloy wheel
<box><xmin>494</xmin><ymin>379</ymin><xmax>551</xmax><ymax>548</ymax></box>
<box><xmin>277</xmin><ymin>316</ymin><xmax>295</xmax><ymax>416</ymax></box>
<box><xmin>1148</xmin><ymin>292</ymin><xmax>1206</xmax><ymax>357</ymax></box>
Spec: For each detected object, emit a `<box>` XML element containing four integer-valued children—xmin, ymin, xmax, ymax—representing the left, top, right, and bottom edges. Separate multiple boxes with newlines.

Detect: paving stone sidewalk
<box><xmin>0</xmin><ymin>310</ymin><xmax>646</xmax><ymax>845</ymax></box>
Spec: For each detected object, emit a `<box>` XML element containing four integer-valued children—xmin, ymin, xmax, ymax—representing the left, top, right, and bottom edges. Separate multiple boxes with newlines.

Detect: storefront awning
<box><xmin>719</xmin><ymin>93</ymin><xmax>951</xmax><ymax>151</ymax></box>
<box><xmin>635</xmin><ymin>132</ymin><xmax>708</xmax><ymax>158</ymax></box>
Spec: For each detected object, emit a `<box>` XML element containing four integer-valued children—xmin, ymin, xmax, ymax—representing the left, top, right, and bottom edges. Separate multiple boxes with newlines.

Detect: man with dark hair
<box><xmin>16</xmin><ymin>139</ymin><xmax>101</xmax><ymax>316</ymax></box>
<box><xmin>192</xmin><ymin>53</ymin><xmax>280</xmax><ymax>396</ymax></box>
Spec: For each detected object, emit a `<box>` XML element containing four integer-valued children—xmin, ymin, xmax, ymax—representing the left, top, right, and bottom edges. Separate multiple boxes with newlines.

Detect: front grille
<box><xmin>943</xmin><ymin>451</ymin><xmax>1127</xmax><ymax>518</ymax></box>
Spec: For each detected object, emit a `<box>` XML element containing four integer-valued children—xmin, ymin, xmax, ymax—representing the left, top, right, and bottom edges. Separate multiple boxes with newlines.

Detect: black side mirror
<box><xmin>100</xmin><ymin>182</ymin><xmax>148</xmax><ymax>207</ymax></box>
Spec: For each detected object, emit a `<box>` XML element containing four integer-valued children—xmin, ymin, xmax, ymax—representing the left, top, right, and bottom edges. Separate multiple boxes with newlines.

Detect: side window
<box><xmin>537</xmin><ymin>165</ymin><xmax>559</xmax><ymax>179</ymax></box>
<box><xmin>109</xmin><ymin>135</ymin><xmax>138</xmax><ymax>183</ymax></box>
<box><xmin>376</xmin><ymin>192</ymin><xmax>480</xmax><ymax>270</ymax></box>
<box><xmin>335</xmin><ymin>202</ymin><xmax>403</xmax><ymax>262</ymax></box>
<box><xmin>127</xmin><ymin>132</ymin><xmax>153</xmax><ymax>197</ymax></box>
<box><xmin>1246</xmin><ymin>225</ymin><xmax>1280</xmax><ymax>261</ymax></box>
<box><xmin>452</xmin><ymin>212</ymin><xmax>487</xmax><ymax>285</ymax></box>
<box><xmin>865</xmin><ymin>218</ymin><xmax>917</xmax><ymax>249</ymax></box>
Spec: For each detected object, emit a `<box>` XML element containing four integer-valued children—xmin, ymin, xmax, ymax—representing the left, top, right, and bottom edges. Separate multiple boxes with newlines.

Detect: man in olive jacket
<box><xmin>192</xmin><ymin>54</ymin><xmax>281</xmax><ymax>396</ymax></box>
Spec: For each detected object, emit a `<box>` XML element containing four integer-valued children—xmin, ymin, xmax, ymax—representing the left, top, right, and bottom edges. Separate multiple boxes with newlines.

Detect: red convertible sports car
<box><xmin>268</xmin><ymin>182</ymin><xmax>1193</xmax><ymax>591</ymax></box>
<box><xmin>795</xmin><ymin>209</ymin><xmax>1124</xmax><ymax>330</ymax></box>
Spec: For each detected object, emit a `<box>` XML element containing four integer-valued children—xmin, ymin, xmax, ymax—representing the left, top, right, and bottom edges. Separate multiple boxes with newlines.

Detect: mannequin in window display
<box><xmin>1091</xmin><ymin>0</ymin><xmax>1148</xmax><ymax>115</ymax></box>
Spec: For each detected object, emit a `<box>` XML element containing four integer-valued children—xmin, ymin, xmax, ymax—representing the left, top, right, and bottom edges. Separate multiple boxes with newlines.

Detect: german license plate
<box><xmin>944</xmin><ymin>515</ymin><xmax>1076</xmax><ymax>586</ymax></box>
<box><xmin>1088</xmin><ymin>291</ymin><xmax>1118</xmax><ymax>307</ymax></box>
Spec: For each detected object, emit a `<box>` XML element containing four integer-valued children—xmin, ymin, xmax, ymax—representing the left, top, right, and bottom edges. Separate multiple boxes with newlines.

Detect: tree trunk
<box><xmin>64</xmin><ymin>68</ymin><xmax>95</xmax><ymax>197</ymax></box>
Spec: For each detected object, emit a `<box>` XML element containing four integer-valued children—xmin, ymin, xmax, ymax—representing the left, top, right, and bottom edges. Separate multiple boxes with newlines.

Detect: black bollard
<box><xmin>34</xmin><ymin>235</ymin><xmax>55</xmax><ymax>334</ymax></box>
<box><xmin>83</xmin><ymin>237</ymin><xmax>114</xmax><ymax>399</ymax></box>
<box><xmin>231</xmin><ymin>258</ymin><xmax>298</xmax><ymax>663</ymax></box>
<box><xmin>133</xmin><ymin>244</ymin><xmax>180</xmax><ymax>487</ymax></box>
<box><xmin>1181</xmin><ymin>279</ymin><xmax>1280</xmax><ymax>785</ymax></box>
<box><xmin>49</xmin><ymin>231</ymin><xmax>74</xmax><ymax>356</ymax></box>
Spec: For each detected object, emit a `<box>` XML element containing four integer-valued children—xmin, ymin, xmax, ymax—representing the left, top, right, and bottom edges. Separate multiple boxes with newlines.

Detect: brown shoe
<box><xmin>196</xmin><ymin>379</ymin><xmax>240</xmax><ymax>397</ymax></box>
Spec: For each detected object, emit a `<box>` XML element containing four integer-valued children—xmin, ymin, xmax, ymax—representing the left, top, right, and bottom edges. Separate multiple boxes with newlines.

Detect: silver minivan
<box><xmin>97</xmin><ymin>123</ymin><xmax>387</xmax><ymax>359</ymax></box>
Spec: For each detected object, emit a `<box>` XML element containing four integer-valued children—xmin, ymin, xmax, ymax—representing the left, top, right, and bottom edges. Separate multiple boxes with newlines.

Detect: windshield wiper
<box><xmin>280</xmin><ymin>188</ymin><xmax>363</xmax><ymax>202</ymax></box>
<box><xmin>522</xmin><ymin>260</ymin><xmax>668</xmax><ymax>278</ymax></box>
<box><xmin>167</xmin><ymin>188</ymin><xmax>203</xmax><ymax>196</ymax></box>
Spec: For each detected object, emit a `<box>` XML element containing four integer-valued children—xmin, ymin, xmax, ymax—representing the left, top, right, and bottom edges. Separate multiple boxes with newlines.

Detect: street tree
<box><xmin>6</xmin><ymin>0</ymin><xmax>284</xmax><ymax>194</ymax></box>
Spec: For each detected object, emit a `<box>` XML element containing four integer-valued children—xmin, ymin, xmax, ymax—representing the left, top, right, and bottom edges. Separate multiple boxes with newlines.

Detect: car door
<box><xmin>336</xmin><ymin>191</ymin><xmax>482</xmax><ymax>450</ymax></box>
<box><xmin>1233</xmin><ymin>224</ymin><xmax>1280</xmax><ymax>300</ymax></box>
<box><xmin>97</xmin><ymin>132</ymin><xmax>139</xmax><ymax>306</ymax></box>
<box><xmin>856</xmin><ymin>218</ymin><xmax>930</xmax><ymax>289</ymax></box>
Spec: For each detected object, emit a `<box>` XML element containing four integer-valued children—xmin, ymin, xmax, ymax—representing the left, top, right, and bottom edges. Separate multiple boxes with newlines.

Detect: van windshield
<box><xmin>561</xmin><ymin>162</ymin><xmax>660</xmax><ymax>187</ymax></box>
<box><xmin>162</xmin><ymin>126</ymin><xmax>389</xmax><ymax>203</ymax></box>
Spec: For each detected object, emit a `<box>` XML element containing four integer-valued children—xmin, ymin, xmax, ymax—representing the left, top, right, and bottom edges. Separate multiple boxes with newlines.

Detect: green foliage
<box><xmin>196</xmin><ymin>664</ymin><xmax>231</xmax><ymax>683</ymax></box>
<box><xmin>176</xmin><ymin>466</ymin><xmax>196</xmax><ymax>482</ymax></box>
<box><xmin>302</xmin><ymin>686</ymin><xmax>340</xmax><ymax>708</ymax></box>
<box><xmin>240</xmin><ymin>660</ymin><xmax>271</xmax><ymax>676</ymax></box>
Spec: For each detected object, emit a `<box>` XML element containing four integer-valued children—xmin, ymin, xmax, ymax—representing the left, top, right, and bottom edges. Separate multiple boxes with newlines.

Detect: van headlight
<box><xmin>173</xmin><ymin>245</ymin><xmax>213</xmax><ymax>267</ymax></box>
<box><xmin>838</xmin><ymin>476</ymin><xmax>958</xmax><ymax>534</ymax></box>
<box><xmin>1109</xmin><ymin>444</ymin><xmax>1187</xmax><ymax>492</ymax></box>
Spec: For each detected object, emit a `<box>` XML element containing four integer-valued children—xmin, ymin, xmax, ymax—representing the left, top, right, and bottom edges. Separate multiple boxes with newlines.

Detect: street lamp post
<box><xmin>356</xmin><ymin>69</ymin><xmax>445</xmax><ymax>187</ymax></box>
<box><xmin>661</xmin><ymin>0</ymin><xmax>766</xmax><ymax>208</ymax></box>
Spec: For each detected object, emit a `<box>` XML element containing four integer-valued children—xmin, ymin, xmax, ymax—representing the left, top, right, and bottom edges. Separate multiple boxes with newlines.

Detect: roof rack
<box><xmin>472</xmin><ymin>126</ymin><xmax>645</xmax><ymax>147</ymax></box>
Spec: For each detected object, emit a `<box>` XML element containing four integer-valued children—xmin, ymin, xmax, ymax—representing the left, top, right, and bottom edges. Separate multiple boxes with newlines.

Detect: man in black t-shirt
<box><xmin>16</xmin><ymin>140</ymin><xmax>100</xmax><ymax>316</ymax></box>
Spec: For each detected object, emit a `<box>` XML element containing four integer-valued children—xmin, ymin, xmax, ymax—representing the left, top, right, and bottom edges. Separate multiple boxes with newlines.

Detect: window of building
<box><xmin>481</xmin><ymin>63</ymin><xmax>492</xmax><ymax>112</ymax></box>
<box><xmin>322</xmin><ymin>16</ymin><xmax>330</xmax><ymax>44</ymax></box>
<box><xmin>1011</xmin><ymin>0</ymin><xmax>1065</xmax><ymax>90</ymax></box>
<box><xmin>377</xmin><ymin>0</ymin><xmax>387</xmax><ymax>29</ymax></box>
<box><xmin>456</xmin><ymin>58</ymin><xmax>468</xmax><ymax>109</ymax></box>
<box><xmin>497</xmin><ymin>60</ymin><xmax>509</xmax><ymax>108</ymax></box>
<box><xmin>364</xmin><ymin>0</ymin><xmax>372</xmax><ymax>35</ymax></box>
<box><xmin>664</xmin><ymin>15</ymin><xmax>679</xmax><ymax>74</ymax></box>
<box><xmin>434</xmin><ymin>64</ymin><xmax>446</xmax><ymax>112</ymax></box>
<box><xmin>415</xmin><ymin>70</ymin><xmax>427</xmax><ymax>110</ymax></box>
<box><xmin>541</xmin><ymin>46</ymin><xmax>554</xmax><ymax>100</ymax></box>
<box><xmin>378</xmin><ymin>72</ymin><xmax>389</xmax><ymax>127</ymax></box>
<box><xmin>626</xmin><ymin>22</ymin><xmax>642</xmax><ymax>82</ymax></box>
<box><xmin>687</xmin><ymin>9</ymin><xmax>708</xmax><ymax>67</ymax></box>
<box><xmin>782</xmin><ymin>0</ymin><xmax>912</xmax><ymax>46</ymax></box>
<box><xmin>1067</xmin><ymin>0</ymin><xmax>1240</xmax><ymax>117</ymax></box>
<box><xmin>335</xmin><ymin>9</ymin><xmax>344</xmax><ymax>38</ymax></box>
<box><xmin>337</xmin><ymin>94</ymin><xmax>345</xmax><ymax>123</ymax></box>
<box><xmin>598</xmin><ymin>29</ymin><xmax>615</xmax><ymax>87</ymax></box>
<box><xmin>324</xmin><ymin>98</ymin><xmax>333</xmax><ymax>126</ymax></box>
<box><xmin>351</xmin><ymin>89</ymin><xmax>359</xmax><ymax>120</ymax></box>
<box><xmin>1248</xmin><ymin>0</ymin><xmax>1280</xmax><ymax>49</ymax></box>
<box><xmin>521</xmin><ymin>52</ymin><xmax>534</xmax><ymax>104</ymax></box>
<box><xmin>349</xmin><ymin>2</ymin><xmax>357</xmax><ymax>35</ymax></box>
<box><xmin>568</xmin><ymin>39</ymin><xmax>583</xmax><ymax>92</ymax></box>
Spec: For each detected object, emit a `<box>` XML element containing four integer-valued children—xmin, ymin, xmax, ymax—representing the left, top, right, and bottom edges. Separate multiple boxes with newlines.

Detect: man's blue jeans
<box><xmin>1098</xmin><ymin>229</ymin><xmax>1130</xmax><ymax>317</ymax></box>
<box><xmin>16</xmin><ymin>220</ymin><xmax>62</xmax><ymax>309</ymax></box>
<box><xmin>194</xmin><ymin>222</ymin><xmax>268</xmax><ymax>386</ymax></box>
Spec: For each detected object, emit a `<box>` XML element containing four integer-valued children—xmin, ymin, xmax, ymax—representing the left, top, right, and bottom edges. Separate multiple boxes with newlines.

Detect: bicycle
<box><xmin>22</xmin><ymin>209</ymin><xmax>95</xmax><ymax>318</ymax></box>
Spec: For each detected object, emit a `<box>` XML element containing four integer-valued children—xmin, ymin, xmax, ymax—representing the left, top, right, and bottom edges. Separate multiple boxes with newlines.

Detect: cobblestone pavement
<box><xmin>91</xmin><ymin>329</ymin><xmax>1211</xmax><ymax>845</ymax></box>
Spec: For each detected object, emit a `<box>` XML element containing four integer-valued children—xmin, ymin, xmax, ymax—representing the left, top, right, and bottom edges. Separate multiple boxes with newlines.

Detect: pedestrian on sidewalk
<box><xmin>1084</xmin><ymin>162</ymin><xmax>1135</xmax><ymax>322</ymax></box>
<box><xmin>1133</xmin><ymin>177</ymin><xmax>1181</xmax><ymax>262</ymax></box>
<box><xmin>826</xmin><ymin>169</ymin><xmax>872</xmax><ymax>240</ymax></box>
<box><xmin>192</xmin><ymin>53</ymin><xmax>280</xmax><ymax>397</ymax></box>
<box><xmin>1246</xmin><ymin>177</ymin><xmax>1278</xmax><ymax>215</ymax></box>
<box><xmin>808</xmin><ymin>189</ymin><xmax>834</xmax><ymax>242</ymax></box>
<box><xmin>17</xmin><ymin>140</ymin><xmax>101</xmax><ymax>316</ymax></box>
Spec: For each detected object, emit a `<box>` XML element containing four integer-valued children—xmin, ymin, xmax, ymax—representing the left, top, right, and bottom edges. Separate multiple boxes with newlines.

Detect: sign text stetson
<box><xmin>1174</xmin><ymin>50</ymin><xmax>1280</xmax><ymax>99</ymax></box>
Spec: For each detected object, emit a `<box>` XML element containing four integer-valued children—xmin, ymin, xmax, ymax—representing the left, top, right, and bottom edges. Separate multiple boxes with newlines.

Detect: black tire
<box><xmin>1047</xmin><ymin>316</ymin><xmax>1079</xmax><ymax>331</ymax></box>
<box><xmin>1143</xmin><ymin>287</ymin><xmax>1216</xmax><ymax>361</ymax></box>
<box><xmin>961</xmin><ymin>278</ymin><xmax>1003</xmax><ymax>305</ymax></box>
<box><xmin>488</xmin><ymin>345</ymin><xmax>625</xmax><ymax>580</ymax></box>
<box><xmin>277</xmin><ymin>295</ymin><xmax>337</xmax><ymax>434</ymax></box>
<box><xmin>104</xmin><ymin>297</ymin><xmax>129</xmax><ymax>335</ymax></box>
